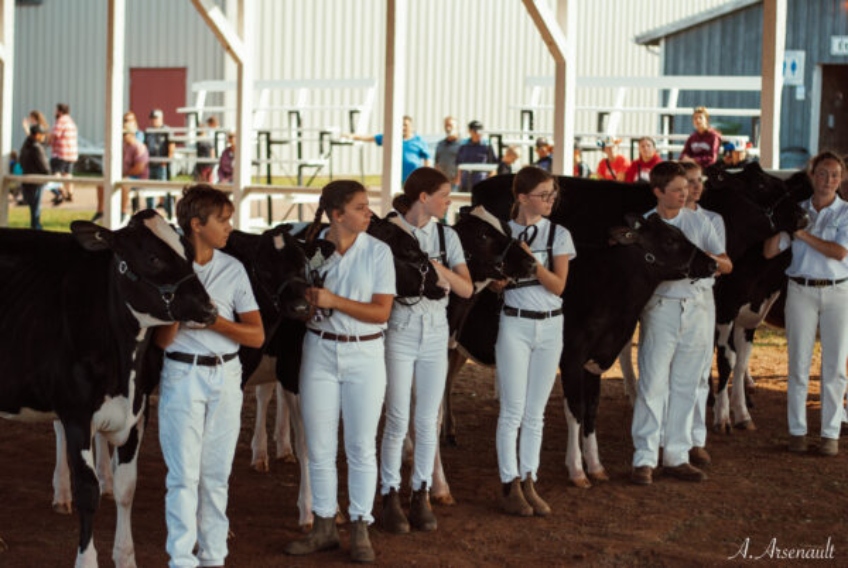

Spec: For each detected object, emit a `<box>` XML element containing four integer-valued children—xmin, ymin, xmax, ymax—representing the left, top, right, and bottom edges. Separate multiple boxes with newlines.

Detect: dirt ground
<box><xmin>1</xmin><ymin>326</ymin><xmax>845</xmax><ymax>567</ymax></box>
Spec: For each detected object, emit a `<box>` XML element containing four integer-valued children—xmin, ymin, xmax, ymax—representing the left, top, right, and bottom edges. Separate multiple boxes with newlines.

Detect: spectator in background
<box><xmin>534</xmin><ymin>138</ymin><xmax>553</xmax><ymax>172</ymax></box>
<box><xmin>48</xmin><ymin>103</ymin><xmax>78</xmax><ymax>204</ymax></box>
<box><xmin>218</xmin><ymin>131</ymin><xmax>236</xmax><ymax>183</ymax></box>
<box><xmin>573</xmin><ymin>144</ymin><xmax>591</xmax><ymax>178</ymax></box>
<box><xmin>625</xmin><ymin>137</ymin><xmax>662</xmax><ymax>183</ymax></box>
<box><xmin>435</xmin><ymin>116</ymin><xmax>461</xmax><ymax>189</ymax></box>
<box><xmin>145</xmin><ymin>108</ymin><xmax>176</xmax><ymax>214</ymax></box>
<box><xmin>494</xmin><ymin>145</ymin><xmax>521</xmax><ymax>176</ymax></box>
<box><xmin>596</xmin><ymin>137</ymin><xmax>630</xmax><ymax>182</ymax></box>
<box><xmin>195</xmin><ymin>116</ymin><xmax>219</xmax><ymax>183</ymax></box>
<box><xmin>718</xmin><ymin>140</ymin><xmax>755</xmax><ymax>170</ymax></box>
<box><xmin>352</xmin><ymin>115</ymin><xmax>431</xmax><ymax>184</ymax></box>
<box><xmin>18</xmin><ymin>124</ymin><xmax>51</xmax><ymax>230</ymax></box>
<box><xmin>455</xmin><ymin>120</ymin><xmax>496</xmax><ymax>191</ymax></box>
<box><xmin>680</xmin><ymin>106</ymin><xmax>721</xmax><ymax>168</ymax></box>
<box><xmin>123</xmin><ymin>120</ymin><xmax>150</xmax><ymax>218</ymax></box>
<box><xmin>22</xmin><ymin>110</ymin><xmax>49</xmax><ymax>135</ymax></box>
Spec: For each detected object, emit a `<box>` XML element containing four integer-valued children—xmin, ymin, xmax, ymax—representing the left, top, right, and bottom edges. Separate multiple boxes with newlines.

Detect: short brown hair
<box><xmin>680</xmin><ymin>161</ymin><xmax>702</xmax><ymax>174</ymax></box>
<box><xmin>650</xmin><ymin>161</ymin><xmax>686</xmax><ymax>193</ymax></box>
<box><xmin>176</xmin><ymin>184</ymin><xmax>233</xmax><ymax>236</ymax></box>
<box><xmin>809</xmin><ymin>151</ymin><xmax>846</xmax><ymax>176</ymax></box>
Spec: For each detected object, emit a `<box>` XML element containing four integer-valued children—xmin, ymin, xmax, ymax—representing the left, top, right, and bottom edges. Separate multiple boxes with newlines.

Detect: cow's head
<box><xmin>368</xmin><ymin>213</ymin><xmax>445</xmax><ymax>300</ymax></box>
<box><xmin>611</xmin><ymin>213</ymin><xmax>717</xmax><ymax>280</ymax></box>
<box><xmin>71</xmin><ymin>210</ymin><xmax>217</xmax><ymax>327</ymax></box>
<box><xmin>453</xmin><ymin>205</ymin><xmax>537</xmax><ymax>284</ymax></box>
<box><xmin>703</xmin><ymin>163</ymin><xmax>809</xmax><ymax>254</ymax></box>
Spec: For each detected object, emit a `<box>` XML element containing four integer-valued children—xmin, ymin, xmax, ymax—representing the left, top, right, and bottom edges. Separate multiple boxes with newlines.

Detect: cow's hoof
<box><xmin>300</xmin><ymin>522</ymin><xmax>313</xmax><ymax>534</ymax></box>
<box><xmin>570</xmin><ymin>476</ymin><xmax>592</xmax><ymax>489</ymax></box>
<box><xmin>335</xmin><ymin>511</ymin><xmax>347</xmax><ymax>525</ymax></box>
<box><xmin>227</xmin><ymin>529</ymin><xmax>235</xmax><ymax>541</ymax></box>
<box><xmin>431</xmin><ymin>493</ymin><xmax>456</xmax><ymax>506</ymax></box>
<box><xmin>712</xmin><ymin>422</ymin><xmax>732</xmax><ymax>435</ymax></box>
<box><xmin>52</xmin><ymin>501</ymin><xmax>73</xmax><ymax>515</ymax></box>
<box><xmin>734</xmin><ymin>420</ymin><xmax>756</xmax><ymax>431</ymax></box>
<box><xmin>101</xmin><ymin>489</ymin><xmax>114</xmax><ymax>500</ymax></box>
<box><xmin>277</xmin><ymin>452</ymin><xmax>297</xmax><ymax>464</ymax></box>
<box><xmin>587</xmin><ymin>469</ymin><xmax>610</xmax><ymax>483</ymax></box>
<box><xmin>251</xmin><ymin>458</ymin><xmax>270</xmax><ymax>473</ymax></box>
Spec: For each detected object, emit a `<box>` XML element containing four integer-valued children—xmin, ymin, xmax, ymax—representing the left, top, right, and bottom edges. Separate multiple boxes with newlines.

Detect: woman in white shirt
<box><xmin>379</xmin><ymin>167</ymin><xmax>473</xmax><ymax>534</ymax></box>
<box><xmin>494</xmin><ymin>166</ymin><xmax>575</xmax><ymax>516</ymax></box>
<box><xmin>284</xmin><ymin>180</ymin><xmax>396</xmax><ymax>563</ymax></box>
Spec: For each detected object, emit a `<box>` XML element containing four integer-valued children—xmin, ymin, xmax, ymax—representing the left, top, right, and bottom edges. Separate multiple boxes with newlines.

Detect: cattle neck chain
<box><xmin>308</xmin><ymin>269</ymin><xmax>334</xmax><ymax>319</ymax></box>
<box><xmin>115</xmin><ymin>255</ymin><xmax>199</xmax><ymax>320</ymax></box>
<box><xmin>252</xmin><ymin>264</ymin><xmax>309</xmax><ymax>314</ymax></box>
<box><xmin>395</xmin><ymin>262</ymin><xmax>433</xmax><ymax>307</ymax></box>
<box><xmin>641</xmin><ymin>243</ymin><xmax>701</xmax><ymax>281</ymax></box>
<box><xmin>722</xmin><ymin>181</ymin><xmax>792</xmax><ymax>233</ymax></box>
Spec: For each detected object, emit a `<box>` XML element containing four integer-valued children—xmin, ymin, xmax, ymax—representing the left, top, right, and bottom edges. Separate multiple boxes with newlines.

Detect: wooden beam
<box><xmin>190</xmin><ymin>0</ymin><xmax>246</xmax><ymax>65</ymax></box>
<box><xmin>760</xmin><ymin>0</ymin><xmax>786</xmax><ymax>169</ymax></box>
<box><xmin>232</xmin><ymin>0</ymin><xmax>254</xmax><ymax>230</ymax></box>
<box><xmin>0</xmin><ymin>0</ymin><xmax>14</xmax><ymax>226</ymax></box>
<box><xmin>522</xmin><ymin>0</ymin><xmax>568</xmax><ymax>63</ymax></box>
<box><xmin>104</xmin><ymin>0</ymin><xmax>126</xmax><ymax>228</ymax></box>
<box><xmin>381</xmin><ymin>0</ymin><xmax>406</xmax><ymax>210</ymax></box>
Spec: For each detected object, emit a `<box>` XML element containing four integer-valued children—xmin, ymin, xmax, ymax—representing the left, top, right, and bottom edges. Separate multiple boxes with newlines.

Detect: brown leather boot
<box><xmin>409</xmin><ymin>483</ymin><xmax>437</xmax><ymax>531</ymax></box>
<box><xmin>521</xmin><ymin>477</ymin><xmax>551</xmax><ymax>517</ymax></box>
<box><xmin>283</xmin><ymin>513</ymin><xmax>340</xmax><ymax>555</ymax></box>
<box><xmin>500</xmin><ymin>478</ymin><xmax>533</xmax><ymax>517</ymax></box>
<box><xmin>350</xmin><ymin>519</ymin><xmax>376</xmax><ymax>563</ymax></box>
<box><xmin>380</xmin><ymin>488</ymin><xmax>410</xmax><ymax>534</ymax></box>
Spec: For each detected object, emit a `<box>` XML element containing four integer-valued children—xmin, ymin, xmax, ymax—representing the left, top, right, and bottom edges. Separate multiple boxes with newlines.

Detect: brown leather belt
<box><xmin>165</xmin><ymin>351</ymin><xmax>238</xmax><ymax>366</ymax></box>
<box><xmin>308</xmin><ymin>328</ymin><xmax>384</xmax><ymax>342</ymax></box>
<box><xmin>789</xmin><ymin>276</ymin><xmax>848</xmax><ymax>288</ymax></box>
<box><xmin>503</xmin><ymin>306</ymin><xmax>563</xmax><ymax>320</ymax></box>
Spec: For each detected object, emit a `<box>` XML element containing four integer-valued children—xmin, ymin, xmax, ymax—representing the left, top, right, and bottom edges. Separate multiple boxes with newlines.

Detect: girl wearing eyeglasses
<box><xmin>764</xmin><ymin>151</ymin><xmax>848</xmax><ymax>457</ymax></box>
<box><xmin>494</xmin><ymin>166</ymin><xmax>575</xmax><ymax>517</ymax></box>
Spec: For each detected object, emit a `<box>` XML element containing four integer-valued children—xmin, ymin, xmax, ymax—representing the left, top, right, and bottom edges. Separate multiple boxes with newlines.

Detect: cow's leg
<box><xmin>284</xmin><ymin>389</ymin><xmax>314</xmax><ymax>530</ymax></box>
<box><xmin>63</xmin><ymin>419</ymin><xmax>100</xmax><ymax>568</ymax></box>
<box><xmin>94</xmin><ymin>433</ymin><xmax>114</xmax><ymax>499</ymax></box>
<box><xmin>730</xmin><ymin>326</ymin><xmax>756</xmax><ymax>430</ymax></box>
<box><xmin>618</xmin><ymin>338</ymin><xmax>638</xmax><ymax>406</ymax></box>
<box><xmin>713</xmin><ymin>322</ymin><xmax>734</xmax><ymax>434</ymax></box>
<box><xmin>430</xmin><ymin>403</ymin><xmax>454</xmax><ymax>505</ymax></box>
<box><xmin>53</xmin><ymin>420</ymin><xmax>74</xmax><ymax>515</ymax></box>
<box><xmin>581</xmin><ymin>372</ymin><xmax>608</xmax><ymax>482</ymax></box>
<box><xmin>251</xmin><ymin>382</ymin><xmax>275</xmax><ymax>472</ymax></box>
<box><xmin>111</xmin><ymin>418</ymin><xmax>144</xmax><ymax>568</ymax></box>
<box><xmin>274</xmin><ymin>382</ymin><xmax>296</xmax><ymax>462</ymax></box>
<box><xmin>442</xmin><ymin>349</ymin><xmax>467</xmax><ymax>446</ymax></box>
<box><xmin>563</xmin><ymin>401</ymin><xmax>590</xmax><ymax>488</ymax></box>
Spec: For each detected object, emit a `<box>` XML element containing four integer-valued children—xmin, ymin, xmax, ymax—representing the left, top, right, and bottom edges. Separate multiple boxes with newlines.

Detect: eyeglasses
<box><xmin>815</xmin><ymin>170</ymin><xmax>842</xmax><ymax>181</ymax></box>
<box><xmin>527</xmin><ymin>190</ymin><xmax>558</xmax><ymax>202</ymax></box>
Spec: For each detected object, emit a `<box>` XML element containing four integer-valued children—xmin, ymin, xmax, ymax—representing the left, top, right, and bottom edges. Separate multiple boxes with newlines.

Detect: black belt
<box><xmin>502</xmin><ymin>306</ymin><xmax>563</xmax><ymax>320</ymax></box>
<box><xmin>165</xmin><ymin>351</ymin><xmax>239</xmax><ymax>366</ymax></box>
<box><xmin>308</xmin><ymin>328</ymin><xmax>384</xmax><ymax>342</ymax></box>
<box><xmin>789</xmin><ymin>276</ymin><xmax>848</xmax><ymax>288</ymax></box>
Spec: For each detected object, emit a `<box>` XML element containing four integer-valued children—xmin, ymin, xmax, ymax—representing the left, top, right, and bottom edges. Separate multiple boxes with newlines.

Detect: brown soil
<box><xmin>1</xmin><ymin>327</ymin><xmax>844</xmax><ymax>567</ymax></box>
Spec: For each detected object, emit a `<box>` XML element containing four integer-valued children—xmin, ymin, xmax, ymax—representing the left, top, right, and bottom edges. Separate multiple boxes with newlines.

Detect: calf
<box><xmin>0</xmin><ymin>211</ymin><xmax>216</xmax><ymax>568</ymax></box>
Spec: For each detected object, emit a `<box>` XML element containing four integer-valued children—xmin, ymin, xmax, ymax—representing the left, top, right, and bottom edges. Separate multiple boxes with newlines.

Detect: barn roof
<box><xmin>634</xmin><ymin>0</ymin><xmax>761</xmax><ymax>46</ymax></box>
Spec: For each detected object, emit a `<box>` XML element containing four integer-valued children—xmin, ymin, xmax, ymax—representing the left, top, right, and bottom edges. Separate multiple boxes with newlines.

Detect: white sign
<box><xmin>782</xmin><ymin>51</ymin><xmax>805</xmax><ymax>86</ymax></box>
<box><xmin>832</xmin><ymin>36</ymin><xmax>848</xmax><ymax>56</ymax></box>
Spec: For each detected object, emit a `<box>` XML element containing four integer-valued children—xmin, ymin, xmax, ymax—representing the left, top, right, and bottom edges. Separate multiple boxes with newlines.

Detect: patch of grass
<box><xmin>7</xmin><ymin>208</ymin><xmax>95</xmax><ymax>232</ymax></box>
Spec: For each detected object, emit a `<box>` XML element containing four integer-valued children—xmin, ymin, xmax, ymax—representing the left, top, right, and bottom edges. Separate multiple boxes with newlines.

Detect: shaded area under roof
<box><xmin>635</xmin><ymin>0</ymin><xmax>761</xmax><ymax>45</ymax></box>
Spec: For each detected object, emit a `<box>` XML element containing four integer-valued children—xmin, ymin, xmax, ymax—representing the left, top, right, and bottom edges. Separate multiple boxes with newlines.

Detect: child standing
<box><xmin>155</xmin><ymin>185</ymin><xmax>265</xmax><ymax>568</ymax></box>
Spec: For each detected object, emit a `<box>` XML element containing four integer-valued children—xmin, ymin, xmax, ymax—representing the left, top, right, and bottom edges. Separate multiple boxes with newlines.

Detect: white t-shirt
<box><xmin>695</xmin><ymin>204</ymin><xmax>726</xmax><ymax>292</ymax></box>
<box><xmin>784</xmin><ymin>197</ymin><xmax>848</xmax><ymax>280</ymax></box>
<box><xmin>503</xmin><ymin>217</ymin><xmax>576</xmax><ymax>311</ymax></box>
<box><xmin>307</xmin><ymin>230</ymin><xmax>396</xmax><ymax>336</ymax></box>
<box><xmin>646</xmin><ymin>207</ymin><xmax>724</xmax><ymax>300</ymax></box>
<box><xmin>166</xmin><ymin>249</ymin><xmax>259</xmax><ymax>356</ymax></box>
<box><xmin>393</xmin><ymin>214</ymin><xmax>466</xmax><ymax>314</ymax></box>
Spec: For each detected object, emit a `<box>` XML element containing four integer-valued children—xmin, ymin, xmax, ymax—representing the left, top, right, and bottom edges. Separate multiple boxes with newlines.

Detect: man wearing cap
<box><xmin>718</xmin><ymin>140</ymin><xmax>755</xmax><ymax>170</ymax></box>
<box><xmin>351</xmin><ymin>115</ymin><xmax>431</xmax><ymax>184</ymax></box>
<box><xmin>19</xmin><ymin>124</ymin><xmax>51</xmax><ymax>229</ymax></box>
<box><xmin>596</xmin><ymin>137</ymin><xmax>630</xmax><ymax>182</ymax></box>
<box><xmin>455</xmin><ymin>120</ymin><xmax>496</xmax><ymax>191</ymax></box>
<box><xmin>534</xmin><ymin>138</ymin><xmax>553</xmax><ymax>172</ymax></box>
<box><xmin>145</xmin><ymin>109</ymin><xmax>176</xmax><ymax>213</ymax></box>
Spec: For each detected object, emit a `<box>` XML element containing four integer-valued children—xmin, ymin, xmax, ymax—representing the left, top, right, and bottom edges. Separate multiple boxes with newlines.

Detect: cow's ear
<box><xmin>610</xmin><ymin>226</ymin><xmax>639</xmax><ymax>246</ymax></box>
<box><xmin>71</xmin><ymin>220</ymin><xmax>114</xmax><ymax>251</ymax></box>
<box><xmin>744</xmin><ymin>161</ymin><xmax>764</xmax><ymax>175</ymax></box>
<box><xmin>624</xmin><ymin>213</ymin><xmax>644</xmax><ymax>231</ymax></box>
<box><xmin>316</xmin><ymin>238</ymin><xmax>335</xmax><ymax>259</ymax></box>
<box><xmin>458</xmin><ymin>205</ymin><xmax>471</xmax><ymax>218</ymax></box>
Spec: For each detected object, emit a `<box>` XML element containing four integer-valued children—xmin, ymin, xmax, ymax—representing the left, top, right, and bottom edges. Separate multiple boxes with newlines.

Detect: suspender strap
<box><xmin>436</xmin><ymin>222</ymin><xmax>447</xmax><ymax>265</ymax></box>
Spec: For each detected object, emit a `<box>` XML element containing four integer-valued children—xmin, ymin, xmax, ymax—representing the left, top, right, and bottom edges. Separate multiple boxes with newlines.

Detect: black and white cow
<box><xmin>0</xmin><ymin>211</ymin><xmax>217</xmax><ymax>568</ymax></box>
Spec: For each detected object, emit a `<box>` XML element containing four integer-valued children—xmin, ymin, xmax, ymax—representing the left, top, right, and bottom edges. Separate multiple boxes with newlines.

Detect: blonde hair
<box><xmin>693</xmin><ymin>106</ymin><xmax>710</xmax><ymax>121</ymax></box>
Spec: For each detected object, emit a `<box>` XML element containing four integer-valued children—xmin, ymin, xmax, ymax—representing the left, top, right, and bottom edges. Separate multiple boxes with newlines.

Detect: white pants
<box><xmin>300</xmin><ymin>332</ymin><xmax>386</xmax><ymax>523</ymax></box>
<box><xmin>633</xmin><ymin>295</ymin><xmax>711</xmax><ymax>468</ymax></box>
<box><xmin>158</xmin><ymin>357</ymin><xmax>243</xmax><ymax>568</ymax></box>
<box><xmin>691</xmin><ymin>290</ymin><xmax>715</xmax><ymax>448</ymax></box>
<box><xmin>495</xmin><ymin>313</ymin><xmax>563</xmax><ymax>483</ymax></box>
<box><xmin>785</xmin><ymin>280</ymin><xmax>848</xmax><ymax>439</ymax></box>
<box><xmin>381</xmin><ymin>310</ymin><xmax>448</xmax><ymax>493</ymax></box>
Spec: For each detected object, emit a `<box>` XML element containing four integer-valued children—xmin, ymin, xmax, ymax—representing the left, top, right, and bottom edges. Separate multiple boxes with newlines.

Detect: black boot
<box><xmin>409</xmin><ymin>483</ymin><xmax>437</xmax><ymax>531</ymax></box>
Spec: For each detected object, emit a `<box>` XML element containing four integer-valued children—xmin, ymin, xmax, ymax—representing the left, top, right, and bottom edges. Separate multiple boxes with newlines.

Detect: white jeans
<box><xmin>691</xmin><ymin>290</ymin><xmax>715</xmax><ymax>448</ymax></box>
<box><xmin>381</xmin><ymin>310</ymin><xmax>448</xmax><ymax>493</ymax></box>
<box><xmin>785</xmin><ymin>280</ymin><xmax>848</xmax><ymax>439</ymax></box>
<box><xmin>495</xmin><ymin>313</ymin><xmax>563</xmax><ymax>483</ymax></box>
<box><xmin>158</xmin><ymin>356</ymin><xmax>243</xmax><ymax>568</ymax></box>
<box><xmin>633</xmin><ymin>294</ymin><xmax>711</xmax><ymax>468</ymax></box>
<box><xmin>300</xmin><ymin>332</ymin><xmax>386</xmax><ymax>523</ymax></box>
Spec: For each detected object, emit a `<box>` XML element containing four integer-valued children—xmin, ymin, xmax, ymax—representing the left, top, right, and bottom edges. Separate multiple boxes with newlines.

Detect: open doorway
<box><xmin>129</xmin><ymin>67</ymin><xmax>187</xmax><ymax>131</ymax></box>
<box><xmin>818</xmin><ymin>64</ymin><xmax>848</xmax><ymax>156</ymax></box>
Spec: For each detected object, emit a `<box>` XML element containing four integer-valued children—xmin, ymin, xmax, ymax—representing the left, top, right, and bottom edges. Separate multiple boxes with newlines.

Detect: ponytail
<box><xmin>392</xmin><ymin>193</ymin><xmax>413</xmax><ymax>215</ymax></box>
<box><xmin>304</xmin><ymin>206</ymin><xmax>325</xmax><ymax>244</ymax></box>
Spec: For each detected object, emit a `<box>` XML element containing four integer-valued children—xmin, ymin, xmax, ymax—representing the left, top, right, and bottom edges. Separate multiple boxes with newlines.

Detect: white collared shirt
<box><xmin>786</xmin><ymin>196</ymin><xmax>848</xmax><ymax>280</ymax></box>
<box><xmin>694</xmin><ymin>204</ymin><xmax>726</xmax><ymax>291</ymax></box>
<box><xmin>394</xmin><ymin>214</ymin><xmax>466</xmax><ymax>314</ymax></box>
<box><xmin>503</xmin><ymin>218</ymin><xmax>576</xmax><ymax>311</ymax></box>
<box><xmin>307</xmin><ymin>230</ymin><xmax>396</xmax><ymax>336</ymax></box>
<box><xmin>646</xmin><ymin>207</ymin><xmax>724</xmax><ymax>300</ymax></box>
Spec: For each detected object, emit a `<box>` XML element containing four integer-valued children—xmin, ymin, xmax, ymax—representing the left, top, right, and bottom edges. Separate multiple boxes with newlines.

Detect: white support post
<box><xmin>233</xmin><ymin>0</ymin><xmax>254</xmax><ymax>229</ymax></box>
<box><xmin>760</xmin><ymin>0</ymin><xmax>786</xmax><ymax>169</ymax></box>
<box><xmin>104</xmin><ymin>0</ymin><xmax>126</xmax><ymax>229</ymax></box>
<box><xmin>0</xmin><ymin>0</ymin><xmax>14</xmax><ymax>226</ymax></box>
<box><xmin>190</xmin><ymin>0</ymin><xmax>245</xmax><ymax>65</ymax></box>
<box><xmin>524</xmin><ymin>0</ymin><xmax>574</xmax><ymax>175</ymax></box>
<box><xmin>381</xmin><ymin>0</ymin><xmax>407</xmax><ymax>212</ymax></box>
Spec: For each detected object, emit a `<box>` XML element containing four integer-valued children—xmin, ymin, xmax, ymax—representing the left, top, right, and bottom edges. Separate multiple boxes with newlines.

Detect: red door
<box><xmin>129</xmin><ymin>67</ymin><xmax>187</xmax><ymax>130</ymax></box>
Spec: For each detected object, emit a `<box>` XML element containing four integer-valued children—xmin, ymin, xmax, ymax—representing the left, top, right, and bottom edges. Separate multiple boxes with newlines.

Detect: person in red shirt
<box><xmin>625</xmin><ymin>137</ymin><xmax>662</xmax><ymax>183</ymax></box>
<box><xmin>595</xmin><ymin>137</ymin><xmax>630</xmax><ymax>181</ymax></box>
<box><xmin>680</xmin><ymin>106</ymin><xmax>721</xmax><ymax>168</ymax></box>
